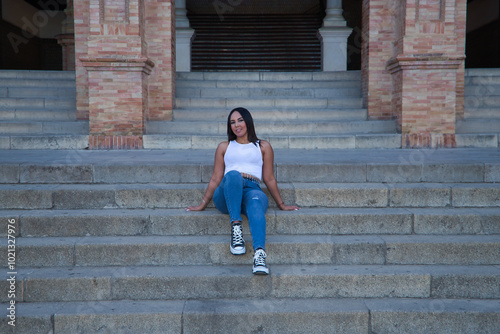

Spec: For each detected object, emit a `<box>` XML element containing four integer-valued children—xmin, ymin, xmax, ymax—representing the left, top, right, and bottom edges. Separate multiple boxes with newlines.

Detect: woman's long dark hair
<box><xmin>227</xmin><ymin>107</ymin><xmax>260</xmax><ymax>146</ymax></box>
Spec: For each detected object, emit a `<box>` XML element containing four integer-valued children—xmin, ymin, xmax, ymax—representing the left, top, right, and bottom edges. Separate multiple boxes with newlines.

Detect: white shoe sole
<box><xmin>230</xmin><ymin>245</ymin><xmax>246</xmax><ymax>255</ymax></box>
<box><xmin>252</xmin><ymin>266</ymin><xmax>269</xmax><ymax>275</ymax></box>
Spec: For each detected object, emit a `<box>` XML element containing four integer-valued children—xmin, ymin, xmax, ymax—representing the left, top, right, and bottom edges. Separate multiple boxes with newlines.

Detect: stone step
<box><xmin>465</xmin><ymin>85</ymin><xmax>500</xmax><ymax>96</ymax></box>
<box><xmin>4</xmin><ymin>298</ymin><xmax>499</xmax><ymax>334</ymax></box>
<box><xmin>10</xmin><ymin>234</ymin><xmax>500</xmax><ymax>267</ymax></box>
<box><xmin>456</xmin><ymin>119</ymin><xmax>500</xmax><ymax>133</ymax></box>
<box><xmin>172</xmin><ymin>108</ymin><xmax>368</xmax><ymax>121</ymax></box>
<box><xmin>147</xmin><ymin>120</ymin><xmax>396</xmax><ymax>135</ymax></box>
<box><xmin>1</xmin><ymin>183</ymin><xmax>499</xmax><ymax>210</ymax></box>
<box><xmin>0</xmin><ymin>121</ymin><xmax>88</xmax><ymax>135</ymax></box>
<box><xmin>0</xmin><ymin>109</ymin><xmax>77</xmax><ymax>121</ymax></box>
<box><xmin>0</xmin><ymin>97</ymin><xmax>76</xmax><ymax>110</ymax></box>
<box><xmin>465</xmin><ymin>95</ymin><xmax>500</xmax><ymax>108</ymax></box>
<box><xmin>0</xmin><ymin>70</ymin><xmax>75</xmax><ymax>80</ymax></box>
<box><xmin>5</xmin><ymin>264</ymin><xmax>499</xmax><ymax>302</ymax></box>
<box><xmin>455</xmin><ymin>134</ymin><xmax>500</xmax><ymax>148</ymax></box>
<box><xmin>465</xmin><ymin>68</ymin><xmax>500</xmax><ymax>77</ymax></box>
<box><xmin>175</xmin><ymin>97</ymin><xmax>364</xmax><ymax>109</ymax></box>
<box><xmin>6</xmin><ymin>87</ymin><xmax>76</xmax><ymax>99</ymax></box>
<box><xmin>176</xmin><ymin>78</ymin><xmax>362</xmax><ymax>89</ymax></box>
<box><xmin>0</xmin><ymin>78</ymin><xmax>76</xmax><ymax>89</ymax></box>
<box><xmin>176</xmin><ymin>87</ymin><xmax>361</xmax><ymax>98</ymax></box>
<box><xmin>143</xmin><ymin>133</ymin><xmax>401</xmax><ymax>149</ymax></box>
<box><xmin>1</xmin><ymin>149</ymin><xmax>498</xmax><ymax>184</ymax></box>
<box><xmin>464</xmin><ymin>108</ymin><xmax>500</xmax><ymax>119</ymax></box>
<box><xmin>176</xmin><ymin>71</ymin><xmax>362</xmax><ymax>82</ymax></box>
<box><xmin>3</xmin><ymin>208</ymin><xmax>499</xmax><ymax>238</ymax></box>
<box><xmin>465</xmin><ymin>76</ymin><xmax>500</xmax><ymax>85</ymax></box>
<box><xmin>0</xmin><ymin>135</ymin><xmax>89</xmax><ymax>150</ymax></box>
<box><xmin>0</xmin><ymin>134</ymin><xmax>496</xmax><ymax>151</ymax></box>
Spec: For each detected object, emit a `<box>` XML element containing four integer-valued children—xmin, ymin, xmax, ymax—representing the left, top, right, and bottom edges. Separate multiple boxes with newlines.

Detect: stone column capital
<box><xmin>80</xmin><ymin>56</ymin><xmax>155</xmax><ymax>75</ymax></box>
<box><xmin>386</xmin><ymin>54</ymin><xmax>466</xmax><ymax>73</ymax></box>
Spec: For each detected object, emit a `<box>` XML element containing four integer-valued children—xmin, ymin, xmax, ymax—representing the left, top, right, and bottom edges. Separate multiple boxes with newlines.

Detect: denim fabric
<box><xmin>213</xmin><ymin>170</ymin><xmax>269</xmax><ymax>251</ymax></box>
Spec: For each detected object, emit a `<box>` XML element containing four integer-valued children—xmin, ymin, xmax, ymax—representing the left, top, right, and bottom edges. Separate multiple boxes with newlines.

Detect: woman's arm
<box><xmin>260</xmin><ymin>141</ymin><xmax>300</xmax><ymax>211</ymax></box>
<box><xmin>186</xmin><ymin>142</ymin><xmax>227</xmax><ymax>211</ymax></box>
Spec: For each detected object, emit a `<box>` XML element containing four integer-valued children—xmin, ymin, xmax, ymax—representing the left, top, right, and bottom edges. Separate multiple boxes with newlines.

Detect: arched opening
<box><xmin>186</xmin><ymin>0</ymin><xmax>326</xmax><ymax>71</ymax></box>
<box><xmin>465</xmin><ymin>0</ymin><xmax>500</xmax><ymax>68</ymax></box>
<box><xmin>0</xmin><ymin>0</ymin><xmax>67</xmax><ymax>70</ymax></box>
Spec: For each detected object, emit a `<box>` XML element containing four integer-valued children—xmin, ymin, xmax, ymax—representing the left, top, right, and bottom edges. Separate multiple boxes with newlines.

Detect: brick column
<box><xmin>75</xmin><ymin>0</ymin><xmax>176</xmax><ymax>148</ymax></box>
<box><xmin>145</xmin><ymin>0</ymin><xmax>176</xmax><ymax>121</ymax></box>
<box><xmin>361</xmin><ymin>0</ymin><xmax>396</xmax><ymax>120</ymax></box>
<box><xmin>387</xmin><ymin>0</ymin><xmax>467</xmax><ymax>148</ymax></box>
<box><xmin>80</xmin><ymin>0</ymin><xmax>154</xmax><ymax>149</ymax></box>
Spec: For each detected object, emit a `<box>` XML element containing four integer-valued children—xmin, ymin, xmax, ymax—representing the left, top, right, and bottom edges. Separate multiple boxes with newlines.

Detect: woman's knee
<box><xmin>244</xmin><ymin>190</ymin><xmax>269</xmax><ymax>210</ymax></box>
<box><xmin>225</xmin><ymin>170</ymin><xmax>243</xmax><ymax>179</ymax></box>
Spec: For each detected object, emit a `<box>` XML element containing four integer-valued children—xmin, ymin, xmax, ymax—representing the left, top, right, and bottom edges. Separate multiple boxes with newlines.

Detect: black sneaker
<box><xmin>252</xmin><ymin>248</ymin><xmax>269</xmax><ymax>275</ymax></box>
<box><xmin>230</xmin><ymin>223</ymin><xmax>246</xmax><ymax>255</ymax></box>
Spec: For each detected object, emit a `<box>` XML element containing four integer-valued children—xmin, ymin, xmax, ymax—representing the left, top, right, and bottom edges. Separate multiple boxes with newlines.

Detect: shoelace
<box><xmin>254</xmin><ymin>249</ymin><xmax>267</xmax><ymax>266</ymax></box>
<box><xmin>232</xmin><ymin>224</ymin><xmax>244</xmax><ymax>245</ymax></box>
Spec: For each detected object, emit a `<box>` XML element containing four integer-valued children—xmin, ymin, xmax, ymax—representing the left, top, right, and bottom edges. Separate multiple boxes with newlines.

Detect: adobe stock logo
<box><xmin>7</xmin><ymin>0</ymin><xmax>65</xmax><ymax>53</ymax></box>
<box><xmin>213</xmin><ymin>0</ymin><xmax>244</xmax><ymax>21</ymax></box>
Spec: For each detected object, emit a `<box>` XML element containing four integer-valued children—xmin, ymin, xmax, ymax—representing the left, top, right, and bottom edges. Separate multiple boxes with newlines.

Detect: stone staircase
<box><xmin>457</xmin><ymin>68</ymin><xmax>500</xmax><ymax>147</ymax></box>
<box><xmin>1</xmin><ymin>69</ymin><xmax>499</xmax><ymax>149</ymax></box>
<box><xmin>145</xmin><ymin>71</ymin><xmax>401</xmax><ymax>149</ymax></box>
<box><xmin>0</xmin><ymin>70</ymin><xmax>88</xmax><ymax>149</ymax></box>
<box><xmin>0</xmin><ymin>149</ymin><xmax>499</xmax><ymax>333</ymax></box>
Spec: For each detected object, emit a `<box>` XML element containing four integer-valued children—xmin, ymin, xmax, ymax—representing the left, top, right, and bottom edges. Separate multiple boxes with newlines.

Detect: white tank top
<box><xmin>224</xmin><ymin>140</ymin><xmax>263</xmax><ymax>180</ymax></box>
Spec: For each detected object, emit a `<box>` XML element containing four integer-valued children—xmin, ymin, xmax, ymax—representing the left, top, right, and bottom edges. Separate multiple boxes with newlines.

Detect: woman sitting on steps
<box><xmin>186</xmin><ymin>107</ymin><xmax>300</xmax><ymax>275</ymax></box>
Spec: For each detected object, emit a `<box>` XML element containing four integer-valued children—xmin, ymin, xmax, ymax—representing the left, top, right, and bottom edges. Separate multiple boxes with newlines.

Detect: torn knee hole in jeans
<box><xmin>252</xmin><ymin>196</ymin><xmax>260</xmax><ymax>200</ymax></box>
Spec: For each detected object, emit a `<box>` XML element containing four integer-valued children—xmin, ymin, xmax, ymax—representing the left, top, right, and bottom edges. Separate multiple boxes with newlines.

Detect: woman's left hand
<box><xmin>280</xmin><ymin>204</ymin><xmax>300</xmax><ymax>211</ymax></box>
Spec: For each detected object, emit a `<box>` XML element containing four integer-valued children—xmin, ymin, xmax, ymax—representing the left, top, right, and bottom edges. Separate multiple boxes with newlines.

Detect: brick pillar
<box><xmin>75</xmin><ymin>0</ymin><xmax>176</xmax><ymax>149</ymax></box>
<box><xmin>361</xmin><ymin>0</ymin><xmax>396</xmax><ymax>120</ymax></box>
<box><xmin>80</xmin><ymin>0</ymin><xmax>154</xmax><ymax>149</ymax></box>
<box><xmin>386</xmin><ymin>0</ymin><xmax>467</xmax><ymax>148</ymax></box>
<box><xmin>145</xmin><ymin>0</ymin><xmax>176</xmax><ymax>121</ymax></box>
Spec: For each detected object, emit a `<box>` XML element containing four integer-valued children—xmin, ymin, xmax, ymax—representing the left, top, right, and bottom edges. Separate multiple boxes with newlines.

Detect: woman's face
<box><xmin>230</xmin><ymin>111</ymin><xmax>248</xmax><ymax>139</ymax></box>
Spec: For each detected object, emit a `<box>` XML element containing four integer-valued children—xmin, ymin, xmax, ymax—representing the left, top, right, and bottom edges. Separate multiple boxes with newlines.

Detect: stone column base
<box><xmin>89</xmin><ymin>135</ymin><xmax>144</xmax><ymax>150</ymax></box>
<box><xmin>403</xmin><ymin>133</ymin><xmax>456</xmax><ymax>149</ymax></box>
<box><xmin>387</xmin><ymin>55</ymin><xmax>464</xmax><ymax>149</ymax></box>
<box><xmin>81</xmin><ymin>57</ymin><xmax>154</xmax><ymax>150</ymax></box>
<box><xmin>176</xmin><ymin>28</ymin><xmax>195</xmax><ymax>72</ymax></box>
<box><xmin>317</xmin><ymin>27</ymin><xmax>352</xmax><ymax>72</ymax></box>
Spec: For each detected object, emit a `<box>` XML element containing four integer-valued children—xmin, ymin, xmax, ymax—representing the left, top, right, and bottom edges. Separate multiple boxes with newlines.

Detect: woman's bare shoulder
<box><xmin>216</xmin><ymin>141</ymin><xmax>230</xmax><ymax>153</ymax></box>
<box><xmin>259</xmin><ymin>140</ymin><xmax>272</xmax><ymax>150</ymax></box>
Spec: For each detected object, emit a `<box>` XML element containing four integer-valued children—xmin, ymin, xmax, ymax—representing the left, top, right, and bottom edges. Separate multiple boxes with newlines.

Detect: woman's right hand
<box><xmin>186</xmin><ymin>203</ymin><xmax>206</xmax><ymax>211</ymax></box>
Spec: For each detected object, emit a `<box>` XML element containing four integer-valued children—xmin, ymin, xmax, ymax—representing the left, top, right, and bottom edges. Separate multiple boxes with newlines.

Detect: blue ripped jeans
<box><xmin>213</xmin><ymin>170</ymin><xmax>269</xmax><ymax>251</ymax></box>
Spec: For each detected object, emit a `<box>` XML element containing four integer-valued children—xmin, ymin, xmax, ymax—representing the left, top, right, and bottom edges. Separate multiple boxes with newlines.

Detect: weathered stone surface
<box><xmin>452</xmin><ymin>184</ymin><xmax>500</xmax><ymax>207</ymax></box>
<box><xmin>384</xmin><ymin>235</ymin><xmax>500</xmax><ymax>265</ymax></box>
<box><xmin>0</xmin><ymin>165</ymin><xmax>19</xmax><ymax>183</ymax></box>
<box><xmin>278</xmin><ymin>164</ymin><xmax>366</xmax><ymax>182</ymax></box>
<box><xmin>183</xmin><ymin>298</ymin><xmax>369</xmax><ymax>334</ymax></box>
<box><xmin>0</xmin><ymin>186</ymin><xmax>52</xmax><ymax>209</ymax></box>
<box><xmin>367</xmin><ymin>163</ymin><xmax>422</xmax><ymax>182</ymax></box>
<box><xmin>20</xmin><ymin>165</ymin><xmax>92</xmax><ymax>184</ymax></box>
<box><xmin>295</xmin><ymin>183</ymin><xmax>388</xmax><ymax>208</ymax></box>
<box><xmin>54</xmin><ymin>301</ymin><xmax>183</xmax><ymax>334</ymax></box>
<box><xmin>367</xmin><ymin>299</ymin><xmax>500</xmax><ymax>334</ymax></box>
<box><xmin>389</xmin><ymin>184</ymin><xmax>451</xmax><ymax>207</ymax></box>
<box><xmin>422</xmin><ymin>164</ymin><xmax>484</xmax><ymax>182</ymax></box>
<box><xmin>412</xmin><ymin>208</ymin><xmax>483</xmax><ymax>234</ymax></box>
